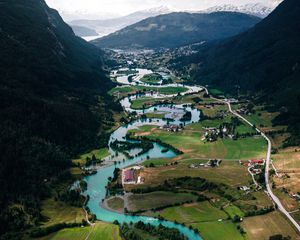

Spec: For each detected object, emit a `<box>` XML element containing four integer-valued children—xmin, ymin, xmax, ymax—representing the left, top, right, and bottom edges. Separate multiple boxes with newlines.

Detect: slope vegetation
<box><xmin>0</xmin><ymin>0</ymin><xmax>119</xmax><ymax>238</ymax></box>
<box><xmin>93</xmin><ymin>12</ymin><xmax>261</xmax><ymax>49</ymax></box>
<box><xmin>173</xmin><ymin>0</ymin><xmax>300</xmax><ymax>145</ymax></box>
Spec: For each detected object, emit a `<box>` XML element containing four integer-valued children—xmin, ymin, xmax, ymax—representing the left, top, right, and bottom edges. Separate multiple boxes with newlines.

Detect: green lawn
<box><xmin>159</xmin><ymin>201</ymin><xmax>227</xmax><ymax>223</ymax></box>
<box><xmin>40</xmin><ymin>199</ymin><xmax>85</xmax><ymax>227</ymax></box>
<box><xmin>109</xmin><ymin>85</ymin><xmax>188</xmax><ymax>97</ymax></box>
<box><xmin>191</xmin><ymin>221</ymin><xmax>244</xmax><ymax>240</ymax></box>
<box><xmin>140</xmin><ymin>73</ymin><xmax>162</xmax><ymax>85</ymax></box>
<box><xmin>130</xmin><ymin>124</ymin><xmax>267</xmax><ymax>160</ymax></box>
<box><xmin>235</xmin><ymin>123</ymin><xmax>257</xmax><ymax>135</ymax></box>
<box><xmin>155</xmin><ymin>201</ymin><xmax>244</xmax><ymax>240</ymax></box>
<box><xmin>208</xmin><ymin>88</ymin><xmax>225</xmax><ymax>97</ymax></box>
<box><xmin>241</xmin><ymin>211</ymin><xmax>299</xmax><ymax>240</ymax></box>
<box><xmin>142</xmin><ymin>158</ymin><xmax>176</xmax><ymax>167</ymax></box>
<box><xmin>128</xmin><ymin>191</ymin><xmax>197</xmax><ymax>212</ymax></box>
<box><xmin>130</xmin><ymin>98</ymin><xmax>163</xmax><ymax>109</ymax></box>
<box><xmin>224</xmin><ymin>204</ymin><xmax>245</xmax><ymax>219</ymax></box>
<box><xmin>107</xmin><ymin>197</ymin><xmax>124</xmax><ymax>211</ymax></box>
<box><xmin>145</xmin><ymin>113</ymin><xmax>165</xmax><ymax>119</ymax></box>
<box><xmin>39</xmin><ymin>222</ymin><xmax>122</xmax><ymax>240</ymax></box>
<box><xmin>73</xmin><ymin>148</ymin><xmax>109</xmax><ymax>166</ymax></box>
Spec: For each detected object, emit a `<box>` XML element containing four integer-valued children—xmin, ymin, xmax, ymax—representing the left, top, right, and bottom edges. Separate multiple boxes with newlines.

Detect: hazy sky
<box><xmin>46</xmin><ymin>0</ymin><xmax>281</xmax><ymax>18</ymax></box>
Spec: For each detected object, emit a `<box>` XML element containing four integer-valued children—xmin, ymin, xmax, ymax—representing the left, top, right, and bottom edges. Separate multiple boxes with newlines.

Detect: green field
<box><xmin>40</xmin><ymin>199</ymin><xmax>85</xmax><ymax>227</ymax></box>
<box><xmin>109</xmin><ymin>85</ymin><xmax>188</xmax><ymax>97</ymax></box>
<box><xmin>208</xmin><ymin>88</ymin><xmax>225</xmax><ymax>97</ymax></box>
<box><xmin>39</xmin><ymin>222</ymin><xmax>122</xmax><ymax>240</ymax></box>
<box><xmin>241</xmin><ymin>211</ymin><xmax>299</xmax><ymax>240</ymax></box>
<box><xmin>140</xmin><ymin>73</ymin><xmax>162</xmax><ymax>85</ymax></box>
<box><xmin>128</xmin><ymin>191</ymin><xmax>197</xmax><ymax>212</ymax></box>
<box><xmin>107</xmin><ymin>197</ymin><xmax>124</xmax><ymax>211</ymax></box>
<box><xmin>130</xmin><ymin>123</ymin><xmax>267</xmax><ymax>160</ymax></box>
<box><xmin>191</xmin><ymin>221</ymin><xmax>244</xmax><ymax>240</ymax></box>
<box><xmin>130</xmin><ymin>98</ymin><xmax>164</xmax><ymax>109</ymax></box>
<box><xmin>153</xmin><ymin>201</ymin><xmax>243</xmax><ymax>240</ymax></box>
<box><xmin>224</xmin><ymin>204</ymin><xmax>245</xmax><ymax>219</ymax></box>
<box><xmin>145</xmin><ymin>112</ymin><xmax>166</xmax><ymax>119</ymax></box>
<box><xmin>73</xmin><ymin>148</ymin><xmax>109</xmax><ymax>166</ymax></box>
<box><xmin>139</xmin><ymin>160</ymin><xmax>251</xmax><ymax>189</ymax></box>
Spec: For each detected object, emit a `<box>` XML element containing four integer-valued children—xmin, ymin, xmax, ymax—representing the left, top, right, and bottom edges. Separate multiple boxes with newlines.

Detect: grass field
<box><xmin>223</xmin><ymin>204</ymin><xmax>245</xmax><ymax>219</ymax></box>
<box><xmin>40</xmin><ymin>199</ymin><xmax>85</xmax><ymax>227</ymax></box>
<box><xmin>107</xmin><ymin>197</ymin><xmax>124</xmax><ymax>212</ymax></box>
<box><xmin>140</xmin><ymin>73</ymin><xmax>162</xmax><ymax>85</ymax></box>
<box><xmin>128</xmin><ymin>191</ymin><xmax>197</xmax><ymax>212</ymax></box>
<box><xmin>130</xmin><ymin>98</ymin><xmax>166</xmax><ymax>109</ymax></box>
<box><xmin>241</xmin><ymin>211</ymin><xmax>300</xmax><ymax>240</ymax></box>
<box><xmin>234</xmin><ymin>191</ymin><xmax>272</xmax><ymax>213</ymax></box>
<box><xmin>128</xmin><ymin>160</ymin><xmax>251</xmax><ymax>190</ymax></box>
<box><xmin>192</xmin><ymin>221</ymin><xmax>244</xmax><ymax>240</ymax></box>
<box><xmin>109</xmin><ymin>85</ymin><xmax>188</xmax><ymax>98</ymax></box>
<box><xmin>208</xmin><ymin>88</ymin><xmax>225</xmax><ymax>97</ymax></box>
<box><xmin>145</xmin><ymin>112</ymin><xmax>166</xmax><ymax>119</ymax></box>
<box><xmin>130</xmin><ymin>123</ymin><xmax>267</xmax><ymax>161</ymax></box>
<box><xmin>152</xmin><ymin>201</ymin><xmax>244</xmax><ymax>240</ymax></box>
<box><xmin>73</xmin><ymin>148</ymin><xmax>110</xmax><ymax>166</ymax></box>
<box><xmin>39</xmin><ymin>222</ymin><xmax>122</xmax><ymax>240</ymax></box>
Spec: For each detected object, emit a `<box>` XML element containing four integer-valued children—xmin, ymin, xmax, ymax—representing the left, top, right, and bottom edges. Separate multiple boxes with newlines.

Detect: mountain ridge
<box><xmin>0</xmin><ymin>0</ymin><xmax>118</xmax><ymax>237</ymax></box>
<box><xmin>92</xmin><ymin>11</ymin><xmax>261</xmax><ymax>49</ymax></box>
<box><xmin>171</xmin><ymin>0</ymin><xmax>300</xmax><ymax>145</ymax></box>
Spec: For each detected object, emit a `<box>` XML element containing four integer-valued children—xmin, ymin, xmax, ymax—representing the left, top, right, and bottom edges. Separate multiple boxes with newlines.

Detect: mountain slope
<box><xmin>70</xmin><ymin>6</ymin><xmax>171</xmax><ymax>38</ymax></box>
<box><xmin>71</xmin><ymin>25</ymin><xmax>98</xmax><ymax>37</ymax></box>
<box><xmin>173</xmin><ymin>0</ymin><xmax>300</xmax><ymax>145</ymax></box>
<box><xmin>92</xmin><ymin>12</ymin><xmax>261</xmax><ymax>49</ymax></box>
<box><xmin>0</xmin><ymin>0</ymin><xmax>118</xmax><ymax>237</ymax></box>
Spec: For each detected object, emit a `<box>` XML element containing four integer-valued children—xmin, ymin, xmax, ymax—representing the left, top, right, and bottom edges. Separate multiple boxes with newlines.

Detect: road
<box><xmin>203</xmin><ymin>87</ymin><xmax>300</xmax><ymax>232</ymax></box>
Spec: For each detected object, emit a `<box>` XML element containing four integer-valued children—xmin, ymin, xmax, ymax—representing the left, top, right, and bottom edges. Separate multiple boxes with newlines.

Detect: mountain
<box><xmin>69</xmin><ymin>6</ymin><xmax>171</xmax><ymax>38</ymax></box>
<box><xmin>202</xmin><ymin>3</ymin><xmax>276</xmax><ymax>18</ymax></box>
<box><xmin>92</xmin><ymin>12</ymin><xmax>261</xmax><ymax>49</ymax></box>
<box><xmin>0</xmin><ymin>0</ymin><xmax>119</xmax><ymax>237</ymax></box>
<box><xmin>172</xmin><ymin>0</ymin><xmax>300</xmax><ymax>145</ymax></box>
<box><xmin>71</xmin><ymin>25</ymin><xmax>98</xmax><ymax>37</ymax></box>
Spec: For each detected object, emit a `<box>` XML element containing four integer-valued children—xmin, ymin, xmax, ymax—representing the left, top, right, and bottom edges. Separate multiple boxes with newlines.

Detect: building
<box><xmin>250</xmin><ymin>159</ymin><xmax>264</xmax><ymax>165</ymax></box>
<box><xmin>124</xmin><ymin>169</ymin><xmax>135</xmax><ymax>183</ymax></box>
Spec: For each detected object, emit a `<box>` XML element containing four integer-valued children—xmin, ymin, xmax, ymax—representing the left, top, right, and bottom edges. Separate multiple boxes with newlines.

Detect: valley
<box><xmin>33</xmin><ymin>51</ymin><xmax>299</xmax><ymax>240</ymax></box>
<box><xmin>2</xmin><ymin>1</ymin><xmax>300</xmax><ymax>240</ymax></box>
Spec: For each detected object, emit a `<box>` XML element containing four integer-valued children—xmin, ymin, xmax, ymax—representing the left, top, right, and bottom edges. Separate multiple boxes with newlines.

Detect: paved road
<box><xmin>203</xmin><ymin>87</ymin><xmax>300</xmax><ymax>232</ymax></box>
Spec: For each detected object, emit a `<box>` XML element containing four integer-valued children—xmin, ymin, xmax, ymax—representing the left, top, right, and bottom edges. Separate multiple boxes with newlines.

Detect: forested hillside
<box><xmin>172</xmin><ymin>0</ymin><xmax>300</xmax><ymax>145</ymax></box>
<box><xmin>93</xmin><ymin>12</ymin><xmax>260</xmax><ymax>49</ymax></box>
<box><xmin>0</xmin><ymin>0</ymin><xmax>119</xmax><ymax>238</ymax></box>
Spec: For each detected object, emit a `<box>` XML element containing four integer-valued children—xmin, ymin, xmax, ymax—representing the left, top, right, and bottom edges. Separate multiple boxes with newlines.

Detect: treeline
<box><xmin>126</xmin><ymin>134</ymin><xmax>183</xmax><ymax>155</ymax></box>
<box><xmin>30</xmin><ymin>221</ymin><xmax>88</xmax><ymax>238</ymax></box>
<box><xmin>117</xmin><ymin>221</ymin><xmax>188</xmax><ymax>240</ymax></box>
<box><xmin>0</xmin><ymin>0</ymin><xmax>121</xmax><ymax>238</ymax></box>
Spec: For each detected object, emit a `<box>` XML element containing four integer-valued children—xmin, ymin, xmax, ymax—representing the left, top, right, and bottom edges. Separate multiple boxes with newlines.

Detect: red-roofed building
<box><xmin>250</xmin><ymin>159</ymin><xmax>264</xmax><ymax>164</ymax></box>
<box><xmin>124</xmin><ymin>169</ymin><xmax>135</xmax><ymax>183</ymax></box>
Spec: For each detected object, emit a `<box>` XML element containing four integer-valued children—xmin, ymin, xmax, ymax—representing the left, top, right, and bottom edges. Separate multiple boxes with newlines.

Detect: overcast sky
<box><xmin>46</xmin><ymin>0</ymin><xmax>281</xmax><ymax>19</ymax></box>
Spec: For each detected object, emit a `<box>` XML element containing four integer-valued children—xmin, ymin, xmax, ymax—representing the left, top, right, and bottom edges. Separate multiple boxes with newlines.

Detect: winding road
<box><xmin>203</xmin><ymin>87</ymin><xmax>300</xmax><ymax>233</ymax></box>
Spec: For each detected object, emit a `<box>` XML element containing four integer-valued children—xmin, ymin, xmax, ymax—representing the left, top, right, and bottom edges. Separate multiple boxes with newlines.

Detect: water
<box><xmin>84</xmin><ymin>68</ymin><xmax>203</xmax><ymax>240</ymax></box>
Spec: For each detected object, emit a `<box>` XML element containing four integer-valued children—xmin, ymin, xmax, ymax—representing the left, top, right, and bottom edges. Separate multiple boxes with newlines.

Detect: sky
<box><xmin>45</xmin><ymin>0</ymin><xmax>281</xmax><ymax>20</ymax></box>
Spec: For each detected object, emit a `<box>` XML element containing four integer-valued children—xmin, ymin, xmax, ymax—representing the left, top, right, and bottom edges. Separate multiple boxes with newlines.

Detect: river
<box><xmin>83</xmin><ymin>68</ymin><xmax>203</xmax><ymax>240</ymax></box>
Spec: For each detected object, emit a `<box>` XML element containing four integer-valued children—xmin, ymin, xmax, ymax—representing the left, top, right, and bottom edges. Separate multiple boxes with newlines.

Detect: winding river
<box><xmin>83</xmin><ymin>68</ymin><xmax>203</xmax><ymax>240</ymax></box>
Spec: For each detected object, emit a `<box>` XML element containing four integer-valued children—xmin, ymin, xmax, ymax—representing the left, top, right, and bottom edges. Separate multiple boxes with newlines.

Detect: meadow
<box><xmin>38</xmin><ymin>222</ymin><xmax>121</xmax><ymax>240</ymax></box>
<box><xmin>128</xmin><ymin>191</ymin><xmax>197</xmax><ymax>212</ymax></box>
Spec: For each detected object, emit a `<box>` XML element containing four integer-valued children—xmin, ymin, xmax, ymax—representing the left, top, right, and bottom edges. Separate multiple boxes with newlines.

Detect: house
<box><xmin>239</xmin><ymin>186</ymin><xmax>250</xmax><ymax>191</ymax></box>
<box><xmin>250</xmin><ymin>159</ymin><xmax>264</xmax><ymax>165</ymax></box>
<box><xmin>124</xmin><ymin>169</ymin><xmax>135</xmax><ymax>183</ymax></box>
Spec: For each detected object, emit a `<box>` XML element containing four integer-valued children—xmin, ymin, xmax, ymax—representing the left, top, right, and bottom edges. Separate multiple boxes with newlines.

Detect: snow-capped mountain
<box><xmin>203</xmin><ymin>3</ymin><xmax>281</xmax><ymax>18</ymax></box>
